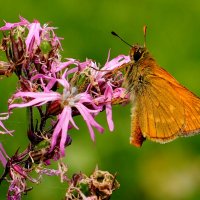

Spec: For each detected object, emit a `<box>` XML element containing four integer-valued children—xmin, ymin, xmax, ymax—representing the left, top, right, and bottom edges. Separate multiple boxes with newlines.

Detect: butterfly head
<box><xmin>129</xmin><ymin>45</ymin><xmax>148</xmax><ymax>62</ymax></box>
<box><xmin>111</xmin><ymin>30</ymin><xmax>149</xmax><ymax>63</ymax></box>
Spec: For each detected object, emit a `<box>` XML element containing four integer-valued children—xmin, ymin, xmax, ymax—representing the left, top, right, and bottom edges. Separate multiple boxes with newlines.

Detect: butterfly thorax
<box><xmin>123</xmin><ymin>45</ymin><xmax>155</xmax><ymax>97</ymax></box>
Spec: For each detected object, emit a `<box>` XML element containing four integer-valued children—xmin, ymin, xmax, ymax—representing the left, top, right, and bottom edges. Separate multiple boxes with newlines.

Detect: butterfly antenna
<box><xmin>111</xmin><ymin>31</ymin><xmax>133</xmax><ymax>48</ymax></box>
<box><xmin>143</xmin><ymin>25</ymin><xmax>147</xmax><ymax>48</ymax></box>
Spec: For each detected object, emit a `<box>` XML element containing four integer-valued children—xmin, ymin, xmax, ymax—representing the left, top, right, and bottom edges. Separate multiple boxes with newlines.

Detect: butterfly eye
<box><xmin>135</xmin><ymin>47</ymin><xmax>147</xmax><ymax>61</ymax></box>
<box><xmin>134</xmin><ymin>50</ymin><xmax>143</xmax><ymax>61</ymax></box>
<box><xmin>130</xmin><ymin>46</ymin><xmax>146</xmax><ymax>62</ymax></box>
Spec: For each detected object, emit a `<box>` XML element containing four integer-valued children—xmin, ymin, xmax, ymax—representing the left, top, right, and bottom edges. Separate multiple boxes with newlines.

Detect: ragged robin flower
<box><xmin>0</xmin><ymin>16</ymin><xmax>130</xmax><ymax>200</ymax></box>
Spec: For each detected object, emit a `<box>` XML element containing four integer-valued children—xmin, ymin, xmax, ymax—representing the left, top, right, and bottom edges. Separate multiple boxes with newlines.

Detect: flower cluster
<box><xmin>0</xmin><ymin>16</ymin><xmax>130</xmax><ymax>199</ymax></box>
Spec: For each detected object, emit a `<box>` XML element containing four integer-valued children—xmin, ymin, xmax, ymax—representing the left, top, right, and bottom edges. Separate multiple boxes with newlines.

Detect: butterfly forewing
<box><xmin>138</xmin><ymin>73</ymin><xmax>184</xmax><ymax>143</ymax></box>
<box><xmin>174</xmin><ymin>85</ymin><xmax>200</xmax><ymax>135</ymax></box>
<box><xmin>150</xmin><ymin>65</ymin><xmax>200</xmax><ymax>135</ymax></box>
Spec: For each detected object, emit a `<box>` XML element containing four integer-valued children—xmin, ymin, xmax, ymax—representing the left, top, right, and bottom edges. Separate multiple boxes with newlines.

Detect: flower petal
<box><xmin>76</xmin><ymin>103</ymin><xmax>104</xmax><ymax>141</ymax></box>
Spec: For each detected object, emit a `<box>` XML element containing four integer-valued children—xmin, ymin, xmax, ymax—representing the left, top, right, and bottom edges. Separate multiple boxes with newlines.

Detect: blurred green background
<box><xmin>1</xmin><ymin>0</ymin><xmax>200</xmax><ymax>199</ymax></box>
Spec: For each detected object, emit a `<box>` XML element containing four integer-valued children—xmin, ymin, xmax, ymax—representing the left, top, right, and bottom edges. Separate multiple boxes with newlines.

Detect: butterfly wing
<box><xmin>175</xmin><ymin>84</ymin><xmax>200</xmax><ymax>135</ymax></box>
<box><xmin>154</xmin><ymin>66</ymin><xmax>200</xmax><ymax>136</ymax></box>
<box><xmin>130</xmin><ymin>65</ymin><xmax>200</xmax><ymax>146</ymax></box>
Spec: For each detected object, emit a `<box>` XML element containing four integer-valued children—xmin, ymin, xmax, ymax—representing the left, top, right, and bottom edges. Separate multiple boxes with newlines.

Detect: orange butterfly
<box><xmin>112</xmin><ymin>27</ymin><xmax>200</xmax><ymax>147</ymax></box>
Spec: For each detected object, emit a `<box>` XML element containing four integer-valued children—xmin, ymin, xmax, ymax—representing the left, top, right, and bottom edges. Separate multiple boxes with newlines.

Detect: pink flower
<box><xmin>79</xmin><ymin>53</ymin><xmax>130</xmax><ymax>131</ymax></box>
<box><xmin>0</xmin><ymin>16</ymin><xmax>29</xmax><ymax>31</ymax></box>
<box><xmin>9</xmin><ymin>71</ymin><xmax>104</xmax><ymax>156</ymax></box>
<box><xmin>0</xmin><ymin>17</ymin><xmax>128</xmax><ymax>199</ymax></box>
<box><xmin>26</xmin><ymin>21</ymin><xmax>61</xmax><ymax>54</ymax></box>
<box><xmin>0</xmin><ymin>16</ymin><xmax>62</xmax><ymax>58</ymax></box>
<box><xmin>26</xmin><ymin>20</ymin><xmax>42</xmax><ymax>52</ymax></box>
<box><xmin>99</xmin><ymin>54</ymin><xmax>130</xmax><ymax>130</ymax></box>
<box><xmin>6</xmin><ymin>162</ymin><xmax>38</xmax><ymax>200</ymax></box>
